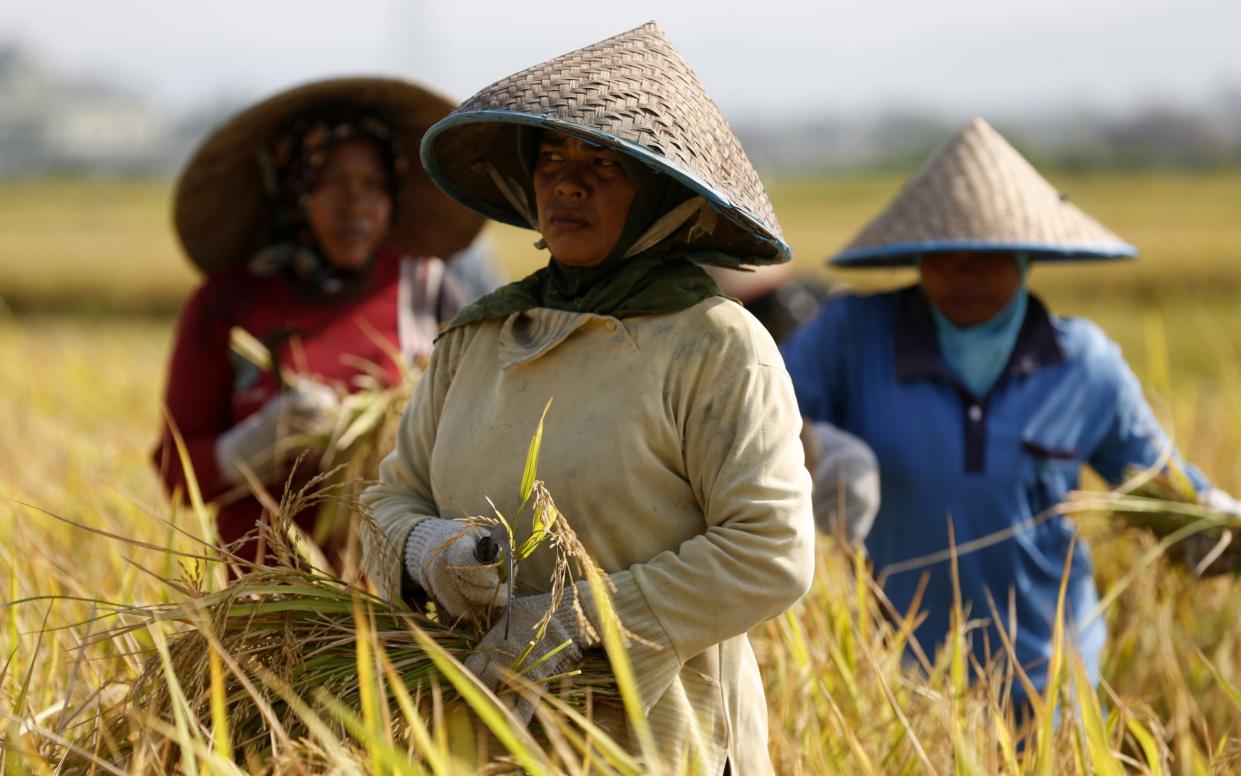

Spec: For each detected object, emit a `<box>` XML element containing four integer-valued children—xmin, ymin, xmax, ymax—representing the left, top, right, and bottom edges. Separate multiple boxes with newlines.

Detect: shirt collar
<box><xmin>892</xmin><ymin>285</ymin><xmax>1064</xmax><ymax>385</ymax></box>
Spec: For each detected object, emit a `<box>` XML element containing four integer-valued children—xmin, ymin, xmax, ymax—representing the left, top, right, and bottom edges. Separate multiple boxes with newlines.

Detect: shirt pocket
<box><xmin>1020</xmin><ymin>437</ymin><xmax>1082</xmax><ymax>519</ymax></box>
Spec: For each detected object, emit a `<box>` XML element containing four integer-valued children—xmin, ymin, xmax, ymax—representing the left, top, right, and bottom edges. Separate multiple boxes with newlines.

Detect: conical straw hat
<box><xmin>174</xmin><ymin>76</ymin><xmax>485</xmax><ymax>275</ymax></box>
<box><xmin>832</xmin><ymin>118</ymin><xmax>1136</xmax><ymax>267</ymax></box>
<box><xmin>420</xmin><ymin>22</ymin><xmax>788</xmax><ymax>266</ymax></box>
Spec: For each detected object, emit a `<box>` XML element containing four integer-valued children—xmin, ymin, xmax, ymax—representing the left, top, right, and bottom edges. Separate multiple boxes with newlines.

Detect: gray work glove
<box><xmin>464</xmin><ymin>586</ymin><xmax>600</xmax><ymax>725</ymax></box>
<box><xmin>807</xmin><ymin>421</ymin><xmax>881</xmax><ymax>545</ymax></box>
<box><xmin>215</xmin><ymin>377</ymin><xmax>340</xmax><ymax>484</ymax></box>
<box><xmin>1202</xmin><ymin>488</ymin><xmax>1241</xmax><ymax>517</ymax></box>
<box><xmin>404</xmin><ymin>518</ymin><xmax>510</xmax><ymax>619</ymax></box>
<box><xmin>1180</xmin><ymin>488</ymin><xmax>1241</xmax><ymax>576</ymax></box>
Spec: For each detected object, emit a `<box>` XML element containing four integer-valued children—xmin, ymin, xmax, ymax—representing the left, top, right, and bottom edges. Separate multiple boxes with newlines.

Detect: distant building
<box><xmin>2</xmin><ymin>41</ymin><xmax>1238</xmax><ymax>179</ymax></box>
<box><xmin>0</xmin><ymin>44</ymin><xmax>170</xmax><ymax>176</ymax></box>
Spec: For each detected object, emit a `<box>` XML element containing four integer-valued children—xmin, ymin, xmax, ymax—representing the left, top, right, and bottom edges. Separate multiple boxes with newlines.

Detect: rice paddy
<box><xmin>2</xmin><ymin>172</ymin><xmax>1241</xmax><ymax>772</ymax></box>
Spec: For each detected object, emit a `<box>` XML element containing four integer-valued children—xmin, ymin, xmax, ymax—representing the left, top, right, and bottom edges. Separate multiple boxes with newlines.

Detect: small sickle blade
<box><xmin>474</xmin><ymin>529</ymin><xmax>515</xmax><ymax>639</ymax></box>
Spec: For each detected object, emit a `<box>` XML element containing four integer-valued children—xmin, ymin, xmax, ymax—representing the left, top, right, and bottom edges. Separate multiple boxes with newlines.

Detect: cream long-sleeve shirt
<box><xmin>363</xmin><ymin>297</ymin><xmax>814</xmax><ymax>774</ymax></box>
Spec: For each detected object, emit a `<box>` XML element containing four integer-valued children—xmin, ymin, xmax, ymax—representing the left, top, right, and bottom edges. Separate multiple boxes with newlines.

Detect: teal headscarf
<box><xmin>924</xmin><ymin>253</ymin><xmax>1031</xmax><ymax>397</ymax></box>
<box><xmin>441</xmin><ymin>131</ymin><xmax>726</xmax><ymax>335</ymax></box>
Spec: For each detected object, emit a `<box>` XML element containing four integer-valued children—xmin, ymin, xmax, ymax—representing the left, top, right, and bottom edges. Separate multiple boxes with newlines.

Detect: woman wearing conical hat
<box><xmin>153</xmin><ymin>77</ymin><xmax>485</xmax><ymax>571</ymax></box>
<box><xmin>782</xmin><ymin>118</ymin><xmax>1241</xmax><ymax>710</ymax></box>
<box><xmin>362</xmin><ymin>23</ymin><xmax>813</xmax><ymax>772</ymax></box>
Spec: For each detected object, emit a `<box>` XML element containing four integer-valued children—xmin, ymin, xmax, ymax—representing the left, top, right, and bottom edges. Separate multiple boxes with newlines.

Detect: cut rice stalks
<box><xmin>60</xmin><ymin>403</ymin><xmax>620</xmax><ymax>771</ymax></box>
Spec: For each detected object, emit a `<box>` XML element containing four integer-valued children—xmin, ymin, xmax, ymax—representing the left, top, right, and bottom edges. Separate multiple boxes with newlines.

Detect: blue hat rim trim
<box><xmin>830</xmin><ymin>239</ymin><xmax>1139</xmax><ymax>267</ymax></box>
<box><xmin>420</xmin><ymin>109</ymin><xmax>791</xmax><ymax>264</ymax></box>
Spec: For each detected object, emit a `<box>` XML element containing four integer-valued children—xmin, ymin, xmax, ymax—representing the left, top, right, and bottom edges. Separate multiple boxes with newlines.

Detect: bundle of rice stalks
<box><xmin>1067</xmin><ymin>460</ymin><xmax>1241</xmax><ymax>576</ymax></box>
<box><xmin>228</xmin><ymin>325</ymin><xmax>412</xmax><ymax>474</ymax></box>
<box><xmin>66</xmin><ymin>400</ymin><xmax>620</xmax><ymax>771</ymax></box>
<box><xmin>227</xmin><ymin>325</ymin><xmax>415</xmax><ymax>573</ymax></box>
<box><xmin>82</xmin><ymin>566</ymin><xmax>613</xmax><ymax>768</ymax></box>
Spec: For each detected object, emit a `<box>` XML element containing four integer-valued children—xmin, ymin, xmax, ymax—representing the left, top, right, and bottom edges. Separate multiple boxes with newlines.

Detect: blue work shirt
<box><xmin>782</xmin><ymin>286</ymin><xmax>1204</xmax><ymax>695</ymax></box>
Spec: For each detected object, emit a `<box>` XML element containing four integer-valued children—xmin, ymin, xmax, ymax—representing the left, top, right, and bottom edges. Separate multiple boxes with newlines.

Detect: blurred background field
<box><xmin>4</xmin><ymin>171</ymin><xmax>1241</xmax><ymax>374</ymax></box>
<box><xmin>4</xmin><ymin>0</ymin><xmax>1241</xmax><ymax>770</ymax></box>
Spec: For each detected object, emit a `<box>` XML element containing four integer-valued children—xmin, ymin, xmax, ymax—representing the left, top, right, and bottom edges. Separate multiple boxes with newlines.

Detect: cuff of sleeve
<box><xmin>400</xmin><ymin>530</ymin><xmax>428</xmax><ymax>607</ymax></box>
<box><xmin>403</xmin><ymin>518</ymin><xmax>446</xmax><ymax>590</ymax></box>
<box><xmin>361</xmin><ymin>512</ymin><xmax>427</xmax><ymax>602</ymax></box>
<box><xmin>580</xmin><ymin>569</ymin><xmax>683</xmax><ymax>713</ymax></box>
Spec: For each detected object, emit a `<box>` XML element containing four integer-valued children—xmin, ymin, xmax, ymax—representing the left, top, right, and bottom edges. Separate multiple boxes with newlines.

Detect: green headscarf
<box><xmin>440</xmin><ymin>132</ymin><xmax>727</xmax><ymax>336</ymax></box>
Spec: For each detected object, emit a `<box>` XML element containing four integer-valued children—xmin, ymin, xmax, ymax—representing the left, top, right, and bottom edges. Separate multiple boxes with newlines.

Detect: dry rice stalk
<box><xmin>67</xmin><ymin>466</ymin><xmax>618</xmax><ymax>772</ymax></box>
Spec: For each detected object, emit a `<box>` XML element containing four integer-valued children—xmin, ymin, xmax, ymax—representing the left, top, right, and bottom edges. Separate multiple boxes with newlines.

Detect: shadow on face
<box><xmin>919</xmin><ymin>251</ymin><xmax>1024</xmax><ymax>327</ymax></box>
<box><xmin>304</xmin><ymin>137</ymin><xmax>393</xmax><ymax>270</ymax></box>
<box><xmin>531</xmin><ymin>131</ymin><xmax>638</xmax><ymax>267</ymax></box>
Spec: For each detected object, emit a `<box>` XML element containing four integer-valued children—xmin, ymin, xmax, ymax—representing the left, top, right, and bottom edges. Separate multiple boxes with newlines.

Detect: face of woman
<box><xmin>304</xmin><ymin>138</ymin><xmax>393</xmax><ymax>270</ymax></box>
<box><xmin>532</xmin><ymin>132</ymin><xmax>639</xmax><ymax>267</ymax></box>
<box><xmin>919</xmin><ymin>251</ymin><xmax>1024</xmax><ymax>327</ymax></box>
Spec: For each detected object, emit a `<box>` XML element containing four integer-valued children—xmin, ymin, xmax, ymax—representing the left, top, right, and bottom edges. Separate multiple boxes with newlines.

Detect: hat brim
<box><xmin>421</xmin><ymin>110</ymin><xmax>791</xmax><ymax>266</ymax></box>
<box><xmin>831</xmin><ymin>239</ymin><xmax>1139</xmax><ymax>267</ymax></box>
<box><xmin>174</xmin><ymin>76</ymin><xmax>485</xmax><ymax>275</ymax></box>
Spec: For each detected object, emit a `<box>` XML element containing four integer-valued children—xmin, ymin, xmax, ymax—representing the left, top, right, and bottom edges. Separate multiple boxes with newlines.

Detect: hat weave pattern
<box><xmin>421</xmin><ymin>22</ymin><xmax>788</xmax><ymax>265</ymax></box>
<box><xmin>833</xmin><ymin>118</ymin><xmax>1136</xmax><ymax>266</ymax></box>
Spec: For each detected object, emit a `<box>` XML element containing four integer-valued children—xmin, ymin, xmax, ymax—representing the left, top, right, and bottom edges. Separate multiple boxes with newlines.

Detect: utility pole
<box><xmin>388</xmin><ymin>0</ymin><xmax>447</xmax><ymax>84</ymax></box>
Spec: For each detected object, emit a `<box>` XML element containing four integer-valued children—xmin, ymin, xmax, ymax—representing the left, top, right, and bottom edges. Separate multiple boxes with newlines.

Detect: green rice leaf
<box><xmin>1124</xmin><ymin>715</ymin><xmax>1166</xmax><ymax>776</ymax></box>
<box><xmin>1072</xmin><ymin>652</ymin><xmax>1123</xmax><ymax>776</ymax></box>
<box><xmin>409</xmin><ymin>626</ymin><xmax>552</xmax><ymax>776</ymax></box>
<box><xmin>583</xmin><ymin>567</ymin><xmax>658</xmax><ymax>769</ymax></box>
<box><xmin>207</xmin><ymin>644</ymin><xmax>232</xmax><ymax>764</ymax></box>
<box><xmin>334</xmin><ymin>393</ymin><xmax>391</xmax><ymax>451</ymax></box>
<box><xmin>519</xmin><ymin>398</ymin><xmax>553</xmax><ymax>505</ymax></box>
<box><xmin>228</xmin><ymin>326</ymin><xmax>272</xmax><ymax>372</ymax></box>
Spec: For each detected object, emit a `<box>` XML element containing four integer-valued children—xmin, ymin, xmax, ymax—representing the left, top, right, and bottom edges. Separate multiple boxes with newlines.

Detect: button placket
<box><xmin>962</xmin><ymin>397</ymin><xmax>989</xmax><ymax>474</ymax></box>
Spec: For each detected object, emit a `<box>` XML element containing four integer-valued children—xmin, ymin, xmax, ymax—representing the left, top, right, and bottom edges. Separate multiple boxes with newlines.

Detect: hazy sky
<box><xmin>5</xmin><ymin>0</ymin><xmax>1241</xmax><ymax>121</ymax></box>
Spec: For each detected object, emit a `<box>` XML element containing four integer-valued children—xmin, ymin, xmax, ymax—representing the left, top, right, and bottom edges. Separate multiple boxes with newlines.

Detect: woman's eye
<box><xmin>540</xmin><ymin>151</ymin><xmax>563</xmax><ymax>162</ymax></box>
<box><xmin>596</xmin><ymin>158</ymin><xmax>618</xmax><ymax>167</ymax></box>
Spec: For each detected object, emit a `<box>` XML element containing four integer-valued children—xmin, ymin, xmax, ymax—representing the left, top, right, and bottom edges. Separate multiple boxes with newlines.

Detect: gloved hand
<box><xmin>1180</xmin><ymin>488</ymin><xmax>1241</xmax><ymax>577</ymax></box>
<box><xmin>215</xmin><ymin>377</ymin><xmax>340</xmax><ymax>485</ymax></box>
<box><xmin>404</xmin><ymin>518</ymin><xmax>510</xmax><ymax>619</ymax></box>
<box><xmin>1202</xmin><ymin>488</ymin><xmax>1241</xmax><ymax>517</ymax></box>
<box><xmin>806</xmin><ymin>421</ymin><xmax>880</xmax><ymax>545</ymax></box>
<box><xmin>464</xmin><ymin>586</ymin><xmax>600</xmax><ymax>725</ymax></box>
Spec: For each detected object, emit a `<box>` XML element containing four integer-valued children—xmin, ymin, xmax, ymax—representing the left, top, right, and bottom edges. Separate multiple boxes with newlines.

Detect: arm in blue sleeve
<box><xmin>1087</xmin><ymin>342</ymin><xmax>1211</xmax><ymax>493</ymax></box>
<box><xmin>780</xmin><ymin>298</ymin><xmax>848</xmax><ymax>425</ymax></box>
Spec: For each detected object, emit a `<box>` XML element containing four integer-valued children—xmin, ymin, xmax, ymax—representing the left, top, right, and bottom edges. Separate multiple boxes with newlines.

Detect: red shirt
<box><xmin>153</xmin><ymin>249</ymin><xmax>459</xmax><ymax>563</ymax></box>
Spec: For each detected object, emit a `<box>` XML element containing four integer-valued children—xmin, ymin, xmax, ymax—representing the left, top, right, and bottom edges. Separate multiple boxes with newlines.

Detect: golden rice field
<box><xmin>4</xmin><ymin>171</ymin><xmax>1241</xmax><ymax>309</ymax></box>
<box><xmin>2</xmin><ymin>173</ymin><xmax>1241</xmax><ymax>773</ymax></box>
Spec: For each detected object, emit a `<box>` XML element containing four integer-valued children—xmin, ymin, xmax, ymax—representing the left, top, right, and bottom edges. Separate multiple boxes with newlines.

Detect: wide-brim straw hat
<box><xmin>419</xmin><ymin>22</ymin><xmax>789</xmax><ymax>267</ymax></box>
<box><xmin>174</xmin><ymin>76</ymin><xmax>485</xmax><ymax>275</ymax></box>
<box><xmin>832</xmin><ymin>117</ymin><xmax>1137</xmax><ymax>267</ymax></box>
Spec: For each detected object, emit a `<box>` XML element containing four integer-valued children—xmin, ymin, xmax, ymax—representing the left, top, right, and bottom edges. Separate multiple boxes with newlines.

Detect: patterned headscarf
<box><xmin>250</xmin><ymin>110</ymin><xmax>408</xmax><ymax>297</ymax></box>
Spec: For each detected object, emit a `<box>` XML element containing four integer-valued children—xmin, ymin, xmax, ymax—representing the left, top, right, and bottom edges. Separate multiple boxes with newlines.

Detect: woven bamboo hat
<box><xmin>832</xmin><ymin>118</ymin><xmax>1137</xmax><ymax>267</ymax></box>
<box><xmin>420</xmin><ymin>22</ymin><xmax>788</xmax><ymax>266</ymax></box>
<box><xmin>174</xmin><ymin>77</ymin><xmax>485</xmax><ymax>275</ymax></box>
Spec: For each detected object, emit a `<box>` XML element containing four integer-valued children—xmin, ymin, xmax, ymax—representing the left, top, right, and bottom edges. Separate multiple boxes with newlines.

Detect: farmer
<box><xmin>781</xmin><ymin>118</ymin><xmax>1241</xmax><ymax>712</ymax></box>
<box><xmin>153</xmin><ymin>77</ymin><xmax>484</xmax><ymax>571</ymax></box>
<box><xmin>362</xmin><ymin>23</ymin><xmax>814</xmax><ymax>773</ymax></box>
<box><xmin>709</xmin><ymin>263</ymin><xmax>880</xmax><ymax>545</ymax></box>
